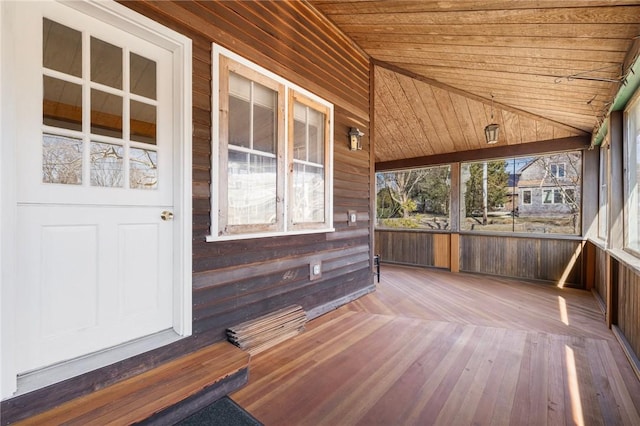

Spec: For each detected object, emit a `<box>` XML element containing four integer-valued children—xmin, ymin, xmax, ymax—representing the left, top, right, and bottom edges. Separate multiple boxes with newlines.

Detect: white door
<box><xmin>10</xmin><ymin>1</ymin><xmax>177</xmax><ymax>373</ymax></box>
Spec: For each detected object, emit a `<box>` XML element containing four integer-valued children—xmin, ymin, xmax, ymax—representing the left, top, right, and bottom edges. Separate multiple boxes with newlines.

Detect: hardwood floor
<box><xmin>232</xmin><ymin>265</ymin><xmax>640</xmax><ymax>426</ymax></box>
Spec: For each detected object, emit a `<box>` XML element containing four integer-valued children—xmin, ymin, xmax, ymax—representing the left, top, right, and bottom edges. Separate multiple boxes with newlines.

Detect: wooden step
<box><xmin>15</xmin><ymin>342</ymin><xmax>250</xmax><ymax>426</ymax></box>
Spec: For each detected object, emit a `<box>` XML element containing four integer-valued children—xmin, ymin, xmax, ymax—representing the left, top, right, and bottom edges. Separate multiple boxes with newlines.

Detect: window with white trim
<box><xmin>550</xmin><ymin>163</ymin><xmax>565</xmax><ymax>178</ymax></box>
<box><xmin>522</xmin><ymin>190</ymin><xmax>532</xmax><ymax>205</ymax></box>
<box><xmin>209</xmin><ymin>45</ymin><xmax>333</xmax><ymax>241</ymax></box>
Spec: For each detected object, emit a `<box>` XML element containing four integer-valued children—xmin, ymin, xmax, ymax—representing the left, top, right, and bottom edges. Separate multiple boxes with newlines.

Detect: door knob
<box><xmin>161</xmin><ymin>211</ymin><xmax>174</xmax><ymax>221</ymax></box>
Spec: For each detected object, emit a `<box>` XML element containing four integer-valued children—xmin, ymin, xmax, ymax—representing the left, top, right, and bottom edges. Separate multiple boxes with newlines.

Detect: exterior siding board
<box><xmin>1</xmin><ymin>1</ymin><xmax>372</xmax><ymax>422</ymax></box>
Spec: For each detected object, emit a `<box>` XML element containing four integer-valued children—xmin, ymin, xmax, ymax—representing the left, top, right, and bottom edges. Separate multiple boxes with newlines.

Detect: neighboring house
<box><xmin>517</xmin><ymin>152</ymin><xmax>581</xmax><ymax>217</ymax></box>
<box><xmin>0</xmin><ymin>1</ymin><xmax>373</xmax><ymax>421</ymax></box>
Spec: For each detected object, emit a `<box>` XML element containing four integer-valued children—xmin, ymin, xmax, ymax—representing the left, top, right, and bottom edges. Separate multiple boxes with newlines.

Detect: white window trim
<box><xmin>207</xmin><ymin>44</ymin><xmax>334</xmax><ymax>242</ymax></box>
<box><xmin>522</xmin><ymin>189</ymin><xmax>532</xmax><ymax>205</ymax></box>
<box><xmin>550</xmin><ymin>162</ymin><xmax>566</xmax><ymax>178</ymax></box>
<box><xmin>1</xmin><ymin>0</ymin><xmax>192</xmax><ymax>398</ymax></box>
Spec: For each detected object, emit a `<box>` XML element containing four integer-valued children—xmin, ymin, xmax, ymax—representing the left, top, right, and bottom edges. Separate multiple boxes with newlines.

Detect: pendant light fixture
<box><xmin>484</xmin><ymin>94</ymin><xmax>500</xmax><ymax>144</ymax></box>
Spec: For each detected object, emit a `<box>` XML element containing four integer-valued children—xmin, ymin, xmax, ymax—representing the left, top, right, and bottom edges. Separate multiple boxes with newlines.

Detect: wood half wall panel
<box><xmin>460</xmin><ymin>235</ymin><xmax>584</xmax><ymax>286</ymax></box>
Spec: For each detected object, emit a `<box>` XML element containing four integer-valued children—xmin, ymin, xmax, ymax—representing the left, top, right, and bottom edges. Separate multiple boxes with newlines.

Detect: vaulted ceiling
<box><xmin>309</xmin><ymin>0</ymin><xmax>640</xmax><ymax>162</ymax></box>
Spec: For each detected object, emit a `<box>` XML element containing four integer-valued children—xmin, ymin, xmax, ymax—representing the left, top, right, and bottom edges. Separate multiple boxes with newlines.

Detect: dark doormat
<box><xmin>175</xmin><ymin>396</ymin><xmax>263</xmax><ymax>426</ymax></box>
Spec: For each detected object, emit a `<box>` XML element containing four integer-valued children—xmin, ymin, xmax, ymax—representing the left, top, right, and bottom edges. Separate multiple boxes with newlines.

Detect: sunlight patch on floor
<box><xmin>566</xmin><ymin>345</ymin><xmax>585</xmax><ymax>426</ymax></box>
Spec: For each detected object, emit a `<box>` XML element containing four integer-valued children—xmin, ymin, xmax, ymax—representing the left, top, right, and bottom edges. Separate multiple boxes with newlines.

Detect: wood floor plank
<box><xmin>232</xmin><ymin>265</ymin><xmax>640</xmax><ymax>425</ymax></box>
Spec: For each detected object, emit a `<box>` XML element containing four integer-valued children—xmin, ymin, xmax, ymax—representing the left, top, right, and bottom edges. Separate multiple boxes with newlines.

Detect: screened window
<box><xmin>376</xmin><ymin>165</ymin><xmax>451</xmax><ymax>230</ymax></box>
<box><xmin>210</xmin><ymin>47</ymin><xmax>333</xmax><ymax>240</ymax></box>
<box><xmin>598</xmin><ymin>143</ymin><xmax>609</xmax><ymax>241</ymax></box>
<box><xmin>461</xmin><ymin>152</ymin><xmax>582</xmax><ymax>234</ymax></box>
<box><xmin>624</xmin><ymin>93</ymin><xmax>640</xmax><ymax>254</ymax></box>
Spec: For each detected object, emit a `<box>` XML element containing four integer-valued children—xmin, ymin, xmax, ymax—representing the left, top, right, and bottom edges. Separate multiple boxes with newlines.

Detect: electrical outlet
<box><xmin>309</xmin><ymin>261</ymin><xmax>322</xmax><ymax>281</ymax></box>
<box><xmin>348</xmin><ymin>210</ymin><xmax>357</xmax><ymax>226</ymax></box>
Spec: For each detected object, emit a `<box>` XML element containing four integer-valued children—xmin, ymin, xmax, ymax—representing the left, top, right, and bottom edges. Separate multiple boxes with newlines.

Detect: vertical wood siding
<box><xmin>593</xmin><ymin>243</ymin><xmax>608</xmax><ymax>310</ymax></box>
<box><xmin>460</xmin><ymin>235</ymin><xmax>584</xmax><ymax>285</ymax></box>
<box><xmin>616</xmin><ymin>263</ymin><xmax>640</xmax><ymax>368</ymax></box>
<box><xmin>375</xmin><ymin>230</ymin><xmax>450</xmax><ymax>269</ymax></box>
<box><xmin>1</xmin><ymin>2</ymin><xmax>372</xmax><ymax>422</ymax></box>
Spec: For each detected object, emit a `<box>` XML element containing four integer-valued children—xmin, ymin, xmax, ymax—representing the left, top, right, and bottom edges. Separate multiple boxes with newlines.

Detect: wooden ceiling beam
<box><xmin>375</xmin><ymin>136</ymin><xmax>591</xmax><ymax>171</ymax></box>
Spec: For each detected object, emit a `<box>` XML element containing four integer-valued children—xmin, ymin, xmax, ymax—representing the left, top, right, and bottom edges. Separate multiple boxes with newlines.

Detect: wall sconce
<box><xmin>349</xmin><ymin>127</ymin><xmax>364</xmax><ymax>151</ymax></box>
<box><xmin>484</xmin><ymin>94</ymin><xmax>500</xmax><ymax>144</ymax></box>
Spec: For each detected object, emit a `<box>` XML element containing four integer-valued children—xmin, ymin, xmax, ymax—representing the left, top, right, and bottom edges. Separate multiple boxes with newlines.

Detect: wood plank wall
<box><xmin>374</xmin><ymin>231</ymin><xmax>584</xmax><ymax>286</ymax></box>
<box><xmin>1</xmin><ymin>2</ymin><xmax>372</xmax><ymax>423</ymax></box>
<box><xmin>585</xmin><ymin>242</ymin><xmax>640</xmax><ymax>377</ymax></box>
<box><xmin>618</xmin><ymin>265</ymin><xmax>640</xmax><ymax>363</ymax></box>
<box><xmin>460</xmin><ymin>235</ymin><xmax>584</xmax><ymax>286</ymax></box>
<box><xmin>593</xmin><ymin>242</ymin><xmax>608</xmax><ymax>310</ymax></box>
<box><xmin>375</xmin><ymin>230</ymin><xmax>450</xmax><ymax>269</ymax></box>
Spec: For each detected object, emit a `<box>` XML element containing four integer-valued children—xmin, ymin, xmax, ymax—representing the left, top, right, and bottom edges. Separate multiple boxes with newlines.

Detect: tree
<box><xmin>377</xmin><ymin>169</ymin><xmax>427</xmax><ymax>218</ymax></box>
<box><xmin>415</xmin><ymin>166</ymin><xmax>450</xmax><ymax>215</ymax></box>
<box><xmin>464</xmin><ymin>160</ymin><xmax>509</xmax><ymax>221</ymax></box>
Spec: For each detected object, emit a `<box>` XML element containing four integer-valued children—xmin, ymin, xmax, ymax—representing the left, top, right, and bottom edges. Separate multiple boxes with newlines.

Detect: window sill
<box><xmin>206</xmin><ymin>227</ymin><xmax>335</xmax><ymax>242</ymax></box>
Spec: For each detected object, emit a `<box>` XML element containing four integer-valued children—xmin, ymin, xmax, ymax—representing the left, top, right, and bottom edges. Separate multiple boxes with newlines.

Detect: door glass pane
<box><xmin>130</xmin><ymin>147</ymin><xmax>158</xmax><ymax>189</ymax></box>
<box><xmin>90</xmin><ymin>37</ymin><xmax>122</xmax><ymax>89</ymax></box>
<box><xmin>90</xmin><ymin>142</ymin><xmax>123</xmax><ymax>187</ymax></box>
<box><xmin>292</xmin><ymin>163</ymin><xmax>324</xmax><ymax>223</ymax></box>
<box><xmin>227</xmin><ymin>150</ymin><xmax>276</xmax><ymax>225</ymax></box>
<box><xmin>130</xmin><ymin>52</ymin><xmax>156</xmax><ymax>100</ymax></box>
<box><xmin>43</xmin><ymin>18</ymin><xmax>81</xmax><ymax>77</ymax></box>
<box><xmin>130</xmin><ymin>100</ymin><xmax>156</xmax><ymax>144</ymax></box>
<box><xmin>43</xmin><ymin>76</ymin><xmax>82</xmax><ymax>131</ymax></box>
<box><xmin>42</xmin><ymin>134</ymin><xmax>82</xmax><ymax>184</ymax></box>
<box><xmin>91</xmin><ymin>89</ymin><xmax>122</xmax><ymax>138</ymax></box>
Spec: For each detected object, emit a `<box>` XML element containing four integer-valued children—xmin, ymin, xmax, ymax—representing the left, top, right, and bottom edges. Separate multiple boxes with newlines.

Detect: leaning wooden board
<box><xmin>227</xmin><ymin>305</ymin><xmax>307</xmax><ymax>355</ymax></box>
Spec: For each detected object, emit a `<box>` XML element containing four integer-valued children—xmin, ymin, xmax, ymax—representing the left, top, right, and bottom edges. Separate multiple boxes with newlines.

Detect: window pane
<box><xmin>292</xmin><ymin>163</ymin><xmax>324</xmax><ymax>223</ymax></box>
<box><xmin>130</xmin><ymin>100</ymin><xmax>156</xmax><ymax>144</ymax></box>
<box><xmin>43</xmin><ymin>76</ymin><xmax>82</xmax><ymax>131</ymax></box>
<box><xmin>129</xmin><ymin>147</ymin><xmax>158</xmax><ymax>190</ymax></box>
<box><xmin>43</xmin><ymin>19</ymin><xmax>81</xmax><ymax>77</ymax></box>
<box><xmin>553</xmin><ymin>190</ymin><xmax>563</xmax><ymax>204</ymax></box>
<box><xmin>227</xmin><ymin>150</ymin><xmax>276</xmax><ymax>225</ymax></box>
<box><xmin>293</xmin><ymin>102</ymin><xmax>325</xmax><ymax>164</ymax></box>
<box><xmin>376</xmin><ymin>165</ymin><xmax>451</xmax><ymax>230</ymax></box>
<box><xmin>626</xmin><ymin>99</ymin><xmax>640</xmax><ymax>251</ymax></box>
<box><xmin>293</xmin><ymin>103</ymin><xmax>307</xmax><ymax>161</ymax></box>
<box><xmin>229</xmin><ymin>73</ymin><xmax>251</xmax><ymax>149</ymax></box>
<box><xmin>42</xmin><ymin>134</ymin><xmax>82</xmax><ymax>184</ymax></box>
<box><xmin>90</xmin><ymin>142</ymin><xmax>123</xmax><ymax>187</ymax></box>
<box><xmin>523</xmin><ymin>190</ymin><xmax>531</xmax><ymax>205</ymax></box>
<box><xmin>91</xmin><ymin>89</ymin><xmax>122</xmax><ymax>138</ymax></box>
<box><xmin>253</xmin><ymin>84</ymin><xmax>276</xmax><ymax>154</ymax></box>
<box><xmin>130</xmin><ymin>52</ymin><xmax>156</xmax><ymax>99</ymax></box>
<box><xmin>91</xmin><ymin>37</ymin><xmax>122</xmax><ymax>89</ymax></box>
<box><xmin>460</xmin><ymin>160</ymin><xmax>510</xmax><ymax>231</ymax></box>
<box><xmin>516</xmin><ymin>152</ymin><xmax>581</xmax><ymax>234</ymax></box>
<box><xmin>598</xmin><ymin>146</ymin><xmax>608</xmax><ymax>240</ymax></box>
<box><xmin>308</xmin><ymin>109</ymin><xmax>324</xmax><ymax>164</ymax></box>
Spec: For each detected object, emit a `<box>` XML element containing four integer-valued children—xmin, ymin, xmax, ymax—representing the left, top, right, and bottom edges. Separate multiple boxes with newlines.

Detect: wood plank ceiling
<box><xmin>308</xmin><ymin>0</ymin><xmax>640</xmax><ymax>162</ymax></box>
